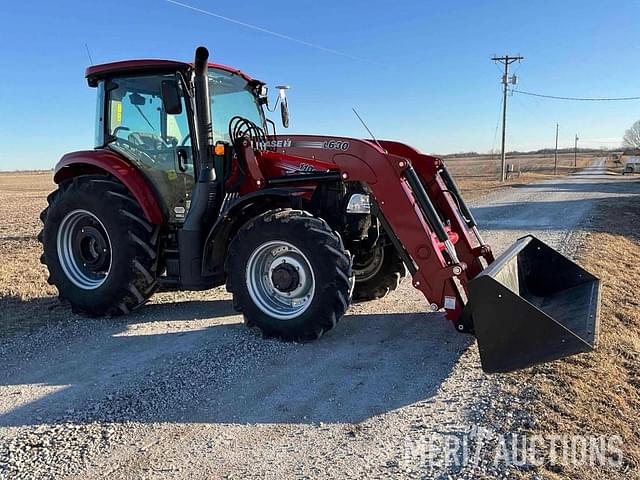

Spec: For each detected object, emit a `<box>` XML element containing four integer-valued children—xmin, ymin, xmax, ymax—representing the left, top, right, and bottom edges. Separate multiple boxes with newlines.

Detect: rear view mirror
<box><xmin>280</xmin><ymin>98</ymin><xmax>289</xmax><ymax>128</ymax></box>
<box><xmin>276</xmin><ymin>85</ymin><xmax>290</xmax><ymax>128</ymax></box>
<box><xmin>161</xmin><ymin>80</ymin><xmax>182</xmax><ymax>115</ymax></box>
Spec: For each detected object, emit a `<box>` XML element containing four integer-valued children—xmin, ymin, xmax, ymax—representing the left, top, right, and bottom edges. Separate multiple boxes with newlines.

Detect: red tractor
<box><xmin>40</xmin><ymin>47</ymin><xmax>600</xmax><ymax>373</ymax></box>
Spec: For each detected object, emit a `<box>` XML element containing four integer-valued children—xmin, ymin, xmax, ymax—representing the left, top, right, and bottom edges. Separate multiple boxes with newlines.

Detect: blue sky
<box><xmin>0</xmin><ymin>0</ymin><xmax>638</xmax><ymax>170</ymax></box>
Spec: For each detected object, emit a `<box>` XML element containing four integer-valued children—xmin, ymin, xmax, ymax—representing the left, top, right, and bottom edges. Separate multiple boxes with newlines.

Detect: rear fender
<box><xmin>54</xmin><ymin>150</ymin><xmax>164</xmax><ymax>224</ymax></box>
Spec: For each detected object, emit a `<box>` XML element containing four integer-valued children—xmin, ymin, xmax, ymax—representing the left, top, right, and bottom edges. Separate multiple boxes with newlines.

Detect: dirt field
<box><xmin>0</xmin><ymin>173</ymin><xmax>58</xmax><ymax>337</ymax></box>
<box><xmin>0</xmin><ymin>161</ymin><xmax>639</xmax><ymax>479</ymax></box>
<box><xmin>444</xmin><ymin>151</ymin><xmax>604</xmax><ymax>178</ymax></box>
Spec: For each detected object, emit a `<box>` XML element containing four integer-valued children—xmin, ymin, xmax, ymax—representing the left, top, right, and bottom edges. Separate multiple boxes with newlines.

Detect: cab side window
<box><xmin>106</xmin><ymin>74</ymin><xmax>194</xmax><ymax>222</ymax></box>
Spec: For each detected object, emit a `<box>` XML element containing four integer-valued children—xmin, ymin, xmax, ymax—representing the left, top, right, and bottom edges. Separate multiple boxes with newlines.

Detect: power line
<box><xmin>490</xmin><ymin>92</ymin><xmax>503</xmax><ymax>155</ymax></box>
<box><xmin>511</xmin><ymin>89</ymin><xmax>640</xmax><ymax>101</ymax></box>
<box><xmin>164</xmin><ymin>0</ymin><xmax>384</xmax><ymax>66</ymax></box>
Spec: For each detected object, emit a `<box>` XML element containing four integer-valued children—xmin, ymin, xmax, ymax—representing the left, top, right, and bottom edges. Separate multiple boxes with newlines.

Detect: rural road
<box><xmin>1</xmin><ymin>158</ymin><xmax>638</xmax><ymax>479</ymax></box>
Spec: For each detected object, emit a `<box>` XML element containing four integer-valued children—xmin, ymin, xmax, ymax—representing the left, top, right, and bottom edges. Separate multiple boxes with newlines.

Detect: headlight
<box><xmin>345</xmin><ymin>194</ymin><xmax>370</xmax><ymax>214</ymax></box>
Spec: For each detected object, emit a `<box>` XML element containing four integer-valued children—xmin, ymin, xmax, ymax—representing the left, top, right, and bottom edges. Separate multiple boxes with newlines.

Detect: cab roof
<box><xmin>85</xmin><ymin>59</ymin><xmax>259</xmax><ymax>87</ymax></box>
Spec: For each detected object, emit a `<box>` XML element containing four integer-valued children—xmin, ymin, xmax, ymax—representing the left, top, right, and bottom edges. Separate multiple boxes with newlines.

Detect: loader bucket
<box><xmin>467</xmin><ymin>235</ymin><xmax>600</xmax><ymax>373</ymax></box>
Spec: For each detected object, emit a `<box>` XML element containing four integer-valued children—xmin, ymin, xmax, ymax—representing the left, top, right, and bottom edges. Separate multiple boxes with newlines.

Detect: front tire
<box><xmin>226</xmin><ymin>209</ymin><xmax>353</xmax><ymax>341</ymax></box>
<box><xmin>352</xmin><ymin>244</ymin><xmax>407</xmax><ymax>301</ymax></box>
<box><xmin>39</xmin><ymin>175</ymin><xmax>159</xmax><ymax>315</ymax></box>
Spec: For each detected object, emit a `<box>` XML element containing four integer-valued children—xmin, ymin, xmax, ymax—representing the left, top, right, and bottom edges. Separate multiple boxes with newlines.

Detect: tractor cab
<box><xmin>86</xmin><ymin>58</ymin><xmax>282</xmax><ymax>223</ymax></box>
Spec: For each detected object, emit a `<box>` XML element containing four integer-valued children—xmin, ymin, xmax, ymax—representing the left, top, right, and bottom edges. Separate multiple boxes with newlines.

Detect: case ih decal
<box><xmin>253</xmin><ymin>139</ymin><xmax>293</xmax><ymax>149</ymax></box>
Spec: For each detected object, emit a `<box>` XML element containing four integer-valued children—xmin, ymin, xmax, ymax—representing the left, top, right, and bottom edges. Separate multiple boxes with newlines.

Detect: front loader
<box><xmin>39</xmin><ymin>47</ymin><xmax>600</xmax><ymax>373</ymax></box>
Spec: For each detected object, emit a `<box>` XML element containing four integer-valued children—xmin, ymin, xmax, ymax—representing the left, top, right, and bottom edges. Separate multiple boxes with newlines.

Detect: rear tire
<box><xmin>352</xmin><ymin>244</ymin><xmax>407</xmax><ymax>301</ymax></box>
<box><xmin>39</xmin><ymin>175</ymin><xmax>159</xmax><ymax>315</ymax></box>
<box><xmin>226</xmin><ymin>209</ymin><xmax>353</xmax><ymax>341</ymax></box>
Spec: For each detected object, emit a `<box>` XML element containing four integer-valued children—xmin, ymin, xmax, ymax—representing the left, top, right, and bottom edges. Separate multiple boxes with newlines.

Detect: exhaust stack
<box><xmin>179</xmin><ymin>46</ymin><xmax>219</xmax><ymax>289</ymax></box>
<box><xmin>193</xmin><ymin>46</ymin><xmax>214</xmax><ymax>178</ymax></box>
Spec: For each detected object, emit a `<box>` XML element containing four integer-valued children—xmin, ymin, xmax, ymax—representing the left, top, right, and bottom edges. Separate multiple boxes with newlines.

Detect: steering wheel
<box><xmin>112</xmin><ymin>137</ymin><xmax>158</xmax><ymax>164</ymax></box>
<box><xmin>113</xmin><ymin>126</ymin><xmax>130</xmax><ymax>137</ymax></box>
<box><xmin>180</xmin><ymin>133</ymin><xmax>191</xmax><ymax>147</ymax></box>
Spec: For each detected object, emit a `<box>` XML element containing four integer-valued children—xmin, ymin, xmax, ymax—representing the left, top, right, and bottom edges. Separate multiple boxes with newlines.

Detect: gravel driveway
<box><xmin>1</xmin><ymin>158</ymin><xmax>638</xmax><ymax>479</ymax></box>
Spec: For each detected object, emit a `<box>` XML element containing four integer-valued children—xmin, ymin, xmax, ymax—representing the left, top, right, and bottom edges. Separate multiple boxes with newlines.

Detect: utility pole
<box><xmin>574</xmin><ymin>134</ymin><xmax>579</xmax><ymax>168</ymax></box>
<box><xmin>554</xmin><ymin>123</ymin><xmax>559</xmax><ymax>175</ymax></box>
<box><xmin>492</xmin><ymin>55</ymin><xmax>524</xmax><ymax>181</ymax></box>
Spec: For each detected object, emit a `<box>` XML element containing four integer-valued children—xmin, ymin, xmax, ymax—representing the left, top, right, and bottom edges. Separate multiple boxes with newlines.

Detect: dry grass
<box><xmin>502</xmin><ymin>192</ymin><xmax>640</xmax><ymax>479</ymax></box>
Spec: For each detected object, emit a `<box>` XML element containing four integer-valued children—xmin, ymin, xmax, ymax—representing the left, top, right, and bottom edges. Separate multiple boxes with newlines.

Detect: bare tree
<box><xmin>623</xmin><ymin>120</ymin><xmax>640</xmax><ymax>149</ymax></box>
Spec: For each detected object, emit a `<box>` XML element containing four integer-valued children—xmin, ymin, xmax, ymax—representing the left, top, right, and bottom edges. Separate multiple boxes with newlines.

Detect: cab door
<box><xmin>105</xmin><ymin>73</ymin><xmax>195</xmax><ymax>223</ymax></box>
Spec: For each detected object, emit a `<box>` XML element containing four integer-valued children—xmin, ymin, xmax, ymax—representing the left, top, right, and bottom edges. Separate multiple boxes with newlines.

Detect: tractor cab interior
<box><xmin>107</xmin><ymin>75</ymin><xmax>191</xmax><ymax>164</ymax></box>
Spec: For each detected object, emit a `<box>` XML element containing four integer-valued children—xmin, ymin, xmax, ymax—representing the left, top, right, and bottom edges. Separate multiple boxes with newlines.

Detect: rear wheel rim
<box><xmin>57</xmin><ymin>209</ymin><xmax>112</xmax><ymax>290</ymax></box>
<box><xmin>246</xmin><ymin>241</ymin><xmax>315</xmax><ymax>320</ymax></box>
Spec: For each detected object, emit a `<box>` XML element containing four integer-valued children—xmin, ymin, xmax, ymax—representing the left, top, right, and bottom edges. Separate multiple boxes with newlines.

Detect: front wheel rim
<box><xmin>56</xmin><ymin>209</ymin><xmax>112</xmax><ymax>290</ymax></box>
<box><xmin>353</xmin><ymin>247</ymin><xmax>385</xmax><ymax>282</ymax></box>
<box><xmin>246</xmin><ymin>241</ymin><xmax>315</xmax><ymax>320</ymax></box>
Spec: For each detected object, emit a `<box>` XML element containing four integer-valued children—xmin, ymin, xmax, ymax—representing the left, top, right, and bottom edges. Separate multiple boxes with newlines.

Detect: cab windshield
<box><xmin>209</xmin><ymin>68</ymin><xmax>264</xmax><ymax>143</ymax></box>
